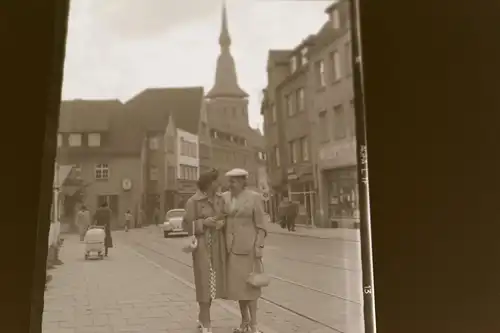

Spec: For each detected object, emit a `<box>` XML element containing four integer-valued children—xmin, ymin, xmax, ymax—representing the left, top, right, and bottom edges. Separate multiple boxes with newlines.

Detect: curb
<box><xmin>266</xmin><ymin>229</ymin><xmax>360</xmax><ymax>242</ymax></box>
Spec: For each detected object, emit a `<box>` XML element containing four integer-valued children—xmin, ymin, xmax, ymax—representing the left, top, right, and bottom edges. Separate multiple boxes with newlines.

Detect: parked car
<box><xmin>161</xmin><ymin>209</ymin><xmax>187</xmax><ymax>238</ymax></box>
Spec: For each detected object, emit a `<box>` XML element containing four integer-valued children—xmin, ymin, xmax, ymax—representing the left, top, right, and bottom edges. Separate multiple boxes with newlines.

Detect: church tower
<box><xmin>205</xmin><ymin>0</ymin><xmax>250</xmax><ymax>131</ymax></box>
<box><xmin>204</xmin><ymin>0</ymin><xmax>265</xmax><ymax>188</ymax></box>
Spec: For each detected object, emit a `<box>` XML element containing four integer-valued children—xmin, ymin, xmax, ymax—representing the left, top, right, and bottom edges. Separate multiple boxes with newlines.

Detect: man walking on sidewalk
<box><xmin>278</xmin><ymin>194</ymin><xmax>297</xmax><ymax>232</ymax></box>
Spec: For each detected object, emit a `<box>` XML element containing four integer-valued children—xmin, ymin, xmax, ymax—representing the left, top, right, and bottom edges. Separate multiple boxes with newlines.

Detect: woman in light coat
<box><xmin>75</xmin><ymin>205</ymin><xmax>91</xmax><ymax>241</ymax></box>
<box><xmin>224</xmin><ymin>168</ymin><xmax>268</xmax><ymax>333</ymax></box>
<box><xmin>183</xmin><ymin>169</ymin><xmax>227</xmax><ymax>333</ymax></box>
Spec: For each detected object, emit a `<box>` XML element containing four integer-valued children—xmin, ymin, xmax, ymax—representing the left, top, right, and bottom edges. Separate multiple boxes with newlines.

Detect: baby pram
<box><xmin>84</xmin><ymin>225</ymin><xmax>105</xmax><ymax>260</ymax></box>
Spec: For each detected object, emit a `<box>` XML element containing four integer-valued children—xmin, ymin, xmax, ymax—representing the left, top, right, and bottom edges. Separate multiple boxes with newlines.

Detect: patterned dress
<box><xmin>184</xmin><ymin>191</ymin><xmax>227</xmax><ymax>303</ymax></box>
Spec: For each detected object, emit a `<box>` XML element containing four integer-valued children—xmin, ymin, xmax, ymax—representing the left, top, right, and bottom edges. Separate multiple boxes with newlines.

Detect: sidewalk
<box><xmin>42</xmin><ymin>235</ymin><xmax>238</xmax><ymax>333</ymax></box>
<box><xmin>266</xmin><ymin>223</ymin><xmax>361</xmax><ymax>242</ymax></box>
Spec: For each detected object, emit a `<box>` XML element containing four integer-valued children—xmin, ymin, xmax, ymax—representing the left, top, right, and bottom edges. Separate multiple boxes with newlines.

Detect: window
<box><xmin>297</xmin><ymin>88</ymin><xmax>305</xmax><ymax>112</ymax></box>
<box><xmin>301</xmin><ymin>137</ymin><xmax>309</xmax><ymax>161</ymax></box>
<box><xmin>289</xmin><ymin>140</ymin><xmax>298</xmax><ymax>164</ymax></box>
<box><xmin>314</xmin><ymin>60</ymin><xmax>326</xmax><ymax>87</ymax></box>
<box><xmin>150</xmin><ymin>166</ymin><xmax>159</xmax><ymax>181</ymax></box>
<box><xmin>274</xmin><ymin>146</ymin><xmax>281</xmax><ymax>167</ymax></box>
<box><xmin>290</xmin><ymin>56</ymin><xmax>297</xmax><ymax>73</ymax></box>
<box><xmin>192</xmin><ymin>142</ymin><xmax>198</xmax><ymax>158</ymax></box>
<box><xmin>319</xmin><ymin>110</ymin><xmax>329</xmax><ymax>142</ymax></box>
<box><xmin>68</xmin><ymin>133</ymin><xmax>82</xmax><ymax>147</ymax></box>
<box><xmin>57</xmin><ymin>134</ymin><xmax>62</xmax><ymax>147</ymax></box>
<box><xmin>331</xmin><ymin>51</ymin><xmax>342</xmax><ymax>82</ymax></box>
<box><xmin>345</xmin><ymin>41</ymin><xmax>353</xmax><ymax>73</ymax></box>
<box><xmin>301</xmin><ymin>47</ymin><xmax>308</xmax><ymax>65</ymax></box>
<box><xmin>332</xmin><ymin>9</ymin><xmax>340</xmax><ymax>29</ymax></box>
<box><xmin>149</xmin><ymin>137</ymin><xmax>159</xmax><ymax>150</ymax></box>
<box><xmin>334</xmin><ymin>105</ymin><xmax>347</xmax><ymax>140</ymax></box>
<box><xmin>270</xmin><ymin>104</ymin><xmax>277</xmax><ymax>123</ymax></box>
<box><xmin>88</xmin><ymin>133</ymin><xmax>101</xmax><ymax>147</ymax></box>
<box><xmin>286</xmin><ymin>94</ymin><xmax>294</xmax><ymax>116</ymax></box>
<box><xmin>95</xmin><ymin>164</ymin><xmax>109</xmax><ymax>180</ymax></box>
<box><xmin>180</xmin><ymin>165</ymin><xmax>198</xmax><ymax>180</ymax></box>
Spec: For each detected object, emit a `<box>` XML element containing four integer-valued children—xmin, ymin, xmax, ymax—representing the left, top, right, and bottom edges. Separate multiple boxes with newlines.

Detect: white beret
<box><xmin>225</xmin><ymin>168</ymin><xmax>249</xmax><ymax>177</ymax></box>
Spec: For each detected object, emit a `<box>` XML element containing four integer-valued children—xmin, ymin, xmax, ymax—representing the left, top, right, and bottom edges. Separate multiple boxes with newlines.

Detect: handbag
<box><xmin>247</xmin><ymin>258</ymin><xmax>270</xmax><ymax>288</ymax></box>
<box><xmin>182</xmin><ymin>202</ymin><xmax>199</xmax><ymax>253</ymax></box>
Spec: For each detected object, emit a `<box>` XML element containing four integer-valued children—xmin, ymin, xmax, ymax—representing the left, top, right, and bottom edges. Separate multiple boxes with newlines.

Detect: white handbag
<box><xmin>182</xmin><ymin>220</ymin><xmax>198</xmax><ymax>253</ymax></box>
<box><xmin>182</xmin><ymin>202</ymin><xmax>199</xmax><ymax>253</ymax></box>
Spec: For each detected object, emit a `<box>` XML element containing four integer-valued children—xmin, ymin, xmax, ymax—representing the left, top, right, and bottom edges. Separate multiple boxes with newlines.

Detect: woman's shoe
<box><xmin>250</xmin><ymin>325</ymin><xmax>263</xmax><ymax>333</ymax></box>
<box><xmin>198</xmin><ymin>322</ymin><xmax>212</xmax><ymax>333</ymax></box>
<box><xmin>233</xmin><ymin>323</ymin><xmax>250</xmax><ymax>333</ymax></box>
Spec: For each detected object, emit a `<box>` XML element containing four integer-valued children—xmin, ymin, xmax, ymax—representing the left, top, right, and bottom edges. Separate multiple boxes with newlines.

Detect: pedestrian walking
<box><xmin>124</xmin><ymin>210</ymin><xmax>132</xmax><ymax>232</ymax></box>
<box><xmin>278</xmin><ymin>195</ymin><xmax>295</xmax><ymax>231</ymax></box>
<box><xmin>75</xmin><ymin>205</ymin><xmax>91</xmax><ymax>241</ymax></box>
<box><xmin>224</xmin><ymin>168</ymin><xmax>268</xmax><ymax>333</ymax></box>
<box><xmin>93</xmin><ymin>201</ymin><xmax>113</xmax><ymax>257</ymax></box>
<box><xmin>139</xmin><ymin>208</ymin><xmax>146</xmax><ymax>228</ymax></box>
<box><xmin>182</xmin><ymin>168</ymin><xmax>227</xmax><ymax>333</ymax></box>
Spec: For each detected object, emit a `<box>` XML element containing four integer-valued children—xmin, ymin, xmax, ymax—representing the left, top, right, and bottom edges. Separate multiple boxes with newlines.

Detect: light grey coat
<box><xmin>223</xmin><ymin>189</ymin><xmax>268</xmax><ymax>301</ymax></box>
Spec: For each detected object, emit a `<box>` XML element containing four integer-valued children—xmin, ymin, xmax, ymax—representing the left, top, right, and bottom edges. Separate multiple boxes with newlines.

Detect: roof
<box><xmin>308</xmin><ymin>19</ymin><xmax>349</xmax><ymax>56</ymax></box>
<box><xmin>125</xmin><ymin>87</ymin><xmax>204</xmax><ymax>134</ymax></box>
<box><xmin>58</xmin><ymin>99</ymin><xmax>122</xmax><ymax>132</ymax></box>
<box><xmin>267</xmin><ymin>50</ymin><xmax>292</xmax><ymax>70</ymax></box>
<box><xmin>107</xmin><ymin>109</ymin><xmax>145</xmax><ymax>154</ymax></box>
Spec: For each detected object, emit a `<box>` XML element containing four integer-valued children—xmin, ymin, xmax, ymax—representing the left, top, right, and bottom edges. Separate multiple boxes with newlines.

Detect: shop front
<box><xmin>318</xmin><ymin>138</ymin><xmax>359</xmax><ymax>228</ymax></box>
<box><xmin>323</xmin><ymin>167</ymin><xmax>360</xmax><ymax>228</ymax></box>
<box><xmin>286</xmin><ymin>166</ymin><xmax>317</xmax><ymax>226</ymax></box>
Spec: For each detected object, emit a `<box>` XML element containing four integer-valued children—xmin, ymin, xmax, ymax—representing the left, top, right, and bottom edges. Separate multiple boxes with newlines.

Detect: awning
<box><xmin>53</xmin><ymin>165</ymin><xmax>73</xmax><ymax>188</ymax></box>
<box><xmin>61</xmin><ymin>185</ymin><xmax>80</xmax><ymax>196</ymax></box>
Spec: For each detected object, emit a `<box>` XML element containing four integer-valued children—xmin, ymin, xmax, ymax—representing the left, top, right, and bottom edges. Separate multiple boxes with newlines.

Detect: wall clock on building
<box><xmin>122</xmin><ymin>178</ymin><xmax>132</xmax><ymax>191</ymax></box>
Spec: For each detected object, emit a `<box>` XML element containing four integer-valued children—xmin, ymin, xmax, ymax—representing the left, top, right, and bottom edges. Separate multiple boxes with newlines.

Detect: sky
<box><xmin>61</xmin><ymin>0</ymin><xmax>331</xmax><ymax>129</ymax></box>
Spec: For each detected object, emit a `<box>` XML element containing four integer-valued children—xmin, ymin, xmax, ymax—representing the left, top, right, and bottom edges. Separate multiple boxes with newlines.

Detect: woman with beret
<box><xmin>223</xmin><ymin>168</ymin><xmax>268</xmax><ymax>333</ymax></box>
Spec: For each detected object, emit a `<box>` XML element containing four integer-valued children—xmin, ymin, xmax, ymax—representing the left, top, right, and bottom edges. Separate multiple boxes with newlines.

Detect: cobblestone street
<box><xmin>42</xmin><ymin>235</ymin><xmax>239</xmax><ymax>333</ymax></box>
<box><xmin>43</xmin><ymin>228</ymin><xmax>363</xmax><ymax>333</ymax></box>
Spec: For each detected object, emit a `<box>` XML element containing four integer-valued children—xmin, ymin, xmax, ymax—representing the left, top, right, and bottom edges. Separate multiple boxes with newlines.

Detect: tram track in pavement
<box><xmin>119</xmin><ymin>231</ymin><xmax>362</xmax><ymax>333</ymax></box>
<box><xmin>142</xmin><ymin>235</ymin><xmax>361</xmax><ymax>304</ymax></box>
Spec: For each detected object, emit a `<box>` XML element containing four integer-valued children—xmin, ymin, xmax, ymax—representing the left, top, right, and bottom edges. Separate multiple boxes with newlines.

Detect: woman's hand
<box><xmin>214</xmin><ymin>219</ymin><xmax>225</xmax><ymax>230</ymax></box>
<box><xmin>255</xmin><ymin>246</ymin><xmax>263</xmax><ymax>258</ymax></box>
<box><xmin>202</xmin><ymin>217</ymin><xmax>218</xmax><ymax>228</ymax></box>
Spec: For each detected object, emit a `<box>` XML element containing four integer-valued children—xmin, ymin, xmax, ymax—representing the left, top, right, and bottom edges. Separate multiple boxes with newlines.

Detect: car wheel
<box><xmin>163</xmin><ymin>231</ymin><xmax>169</xmax><ymax>238</ymax></box>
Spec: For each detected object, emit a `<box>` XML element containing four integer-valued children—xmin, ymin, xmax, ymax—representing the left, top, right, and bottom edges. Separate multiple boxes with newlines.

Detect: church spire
<box><xmin>206</xmin><ymin>0</ymin><xmax>248</xmax><ymax>99</ymax></box>
<box><xmin>219</xmin><ymin>1</ymin><xmax>231</xmax><ymax>48</ymax></box>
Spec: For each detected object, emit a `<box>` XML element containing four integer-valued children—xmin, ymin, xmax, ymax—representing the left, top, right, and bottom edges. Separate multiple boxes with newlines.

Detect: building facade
<box><xmin>308</xmin><ymin>0</ymin><xmax>359</xmax><ymax>228</ymax></box>
<box><xmin>204</xmin><ymin>3</ymin><xmax>266</xmax><ymax>189</ymax></box>
<box><xmin>127</xmin><ymin>87</ymin><xmax>204</xmax><ymax>221</ymax></box>
<box><xmin>262</xmin><ymin>0</ymin><xmax>358</xmax><ymax>228</ymax></box>
<box><xmin>263</xmin><ymin>40</ymin><xmax>318</xmax><ymax>225</ymax></box>
<box><xmin>175</xmin><ymin>128</ymin><xmax>200</xmax><ymax>205</ymax></box>
<box><xmin>57</xmin><ymin>100</ymin><xmax>143</xmax><ymax>230</ymax></box>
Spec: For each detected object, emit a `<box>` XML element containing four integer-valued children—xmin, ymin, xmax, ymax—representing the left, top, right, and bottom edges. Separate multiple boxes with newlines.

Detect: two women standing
<box><xmin>183</xmin><ymin>168</ymin><xmax>268</xmax><ymax>333</ymax></box>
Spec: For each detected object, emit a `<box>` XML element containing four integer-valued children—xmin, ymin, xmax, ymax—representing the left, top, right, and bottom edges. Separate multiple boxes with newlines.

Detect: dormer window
<box><xmin>332</xmin><ymin>9</ymin><xmax>340</xmax><ymax>29</ymax></box>
<box><xmin>290</xmin><ymin>56</ymin><xmax>297</xmax><ymax>73</ymax></box>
